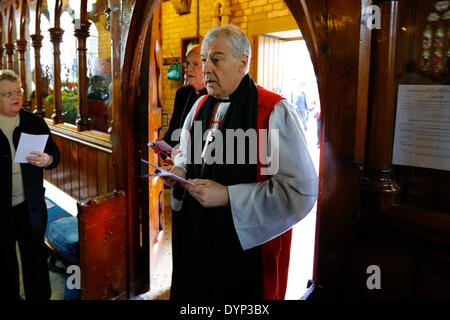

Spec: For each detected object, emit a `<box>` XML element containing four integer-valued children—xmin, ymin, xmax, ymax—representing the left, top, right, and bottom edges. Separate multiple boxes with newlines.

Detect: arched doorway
<box><xmin>120</xmin><ymin>0</ymin><xmax>369</xmax><ymax>300</ymax></box>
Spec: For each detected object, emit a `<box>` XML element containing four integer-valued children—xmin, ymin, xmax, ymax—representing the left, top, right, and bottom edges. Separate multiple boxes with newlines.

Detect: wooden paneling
<box><xmin>355</xmin><ymin>0</ymin><xmax>450</xmax><ymax>299</ymax></box>
<box><xmin>44</xmin><ymin>132</ymin><xmax>114</xmax><ymax>201</ymax></box>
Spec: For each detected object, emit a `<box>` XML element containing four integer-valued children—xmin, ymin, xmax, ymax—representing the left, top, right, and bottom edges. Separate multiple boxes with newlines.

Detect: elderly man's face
<box><xmin>201</xmin><ymin>34</ymin><xmax>248</xmax><ymax>99</ymax></box>
<box><xmin>185</xmin><ymin>48</ymin><xmax>205</xmax><ymax>92</ymax></box>
<box><xmin>0</xmin><ymin>80</ymin><xmax>23</xmax><ymax>117</ymax></box>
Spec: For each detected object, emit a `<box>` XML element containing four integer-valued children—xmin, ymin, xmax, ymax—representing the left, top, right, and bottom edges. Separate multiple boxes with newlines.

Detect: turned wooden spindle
<box><xmin>74</xmin><ymin>1</ymin><xmax>90</xmax><ymax>131</ymax></box>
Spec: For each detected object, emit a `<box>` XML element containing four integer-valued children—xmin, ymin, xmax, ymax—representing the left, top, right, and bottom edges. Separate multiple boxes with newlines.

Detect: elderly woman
<box><xmin>0</xmin><ymin>70</ymin><xmax>60</xmax><ymax>300</ymax></box>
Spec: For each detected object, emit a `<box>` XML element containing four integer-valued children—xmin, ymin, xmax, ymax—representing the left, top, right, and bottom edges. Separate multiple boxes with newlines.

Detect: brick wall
<box><xmin>95</xmin><ymin>15</ymin><xmax>112</xmax><ymax>64</ymax></box>
<box><xmin>161</xmin><ymin>0</ymin><xmax>292</xmax><ymax>129</ymax></box>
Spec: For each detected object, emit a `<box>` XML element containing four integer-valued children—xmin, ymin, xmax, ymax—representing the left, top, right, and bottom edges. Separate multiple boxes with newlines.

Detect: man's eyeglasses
<box><xmin>183</xmin><ymin>61</ymin><xmax>202</xmax><ymax>70</ymax></box>
<box><xmin>0</xmin><ymin>88</ymin><xmax>24</xmax><ymax>98</ymax></box>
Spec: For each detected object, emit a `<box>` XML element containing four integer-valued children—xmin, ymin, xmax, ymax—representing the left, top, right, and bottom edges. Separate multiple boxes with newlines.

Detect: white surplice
<box><xmin>172</xmin><ymin>96</ymin><xmax>318</xmax><ymax>250</ymax></box>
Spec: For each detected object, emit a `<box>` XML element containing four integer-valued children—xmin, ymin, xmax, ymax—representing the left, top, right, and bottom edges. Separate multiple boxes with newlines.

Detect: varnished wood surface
<box><xmin>78</xmin><ymin>191</ymin><xmax>127</xmax><ymax>300</ymax></box>
<box><xmin>286</xmin><ymin>0</ymin><xmax>449</xmax><ymax>300</ymax></box>
<box><xmin>116</xmin><ymin>0</ymin><xmax>161</xmax><ymax>297</ymax></box>
<box><xmin>44</xmin><ymin>130</ymin><xmax>114</xmax><ymax>201</ymax></box>
<box><xmin>147</xmin><ymin>2</ymin><xmax>165</xmax><ymax>282</ymax></box>
<box><xmin>284</xmin><ymin>0</ymin><xmax>368</xmax><ymax>297</ymax></box>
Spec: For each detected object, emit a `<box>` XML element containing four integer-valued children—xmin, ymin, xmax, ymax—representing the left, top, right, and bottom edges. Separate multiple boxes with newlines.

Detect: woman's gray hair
<box><xmin>202</xmin><ymin>24</ymin><xmax>252</xmax><ymax>73</ymax></box>
<box><xmin>0</xmin><ymin>69</ymin><xmax>21</xmax><ymax>86</ymax></box>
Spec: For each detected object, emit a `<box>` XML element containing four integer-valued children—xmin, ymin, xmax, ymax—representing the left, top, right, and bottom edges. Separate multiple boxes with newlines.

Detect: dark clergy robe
<box><xmin>163</xmin><ymin>85</ymin><xmax>207</xmax><ymax>147</ymax></box>
<box><xmin>170</xmin><ymin>75</ymin><xmax>294</xmax><ymax>300</ymax></box>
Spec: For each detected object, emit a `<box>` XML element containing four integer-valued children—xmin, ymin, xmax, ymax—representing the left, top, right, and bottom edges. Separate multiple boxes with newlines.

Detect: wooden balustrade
<box><xmin>0</xmin><ymin>0</ymin><xmax>111</xmax><ymax>133</ymax></box>
<box><xmin>0</xmin><ymin>0</ymin><xmax>115</xmax><ymax>205</ymax></box>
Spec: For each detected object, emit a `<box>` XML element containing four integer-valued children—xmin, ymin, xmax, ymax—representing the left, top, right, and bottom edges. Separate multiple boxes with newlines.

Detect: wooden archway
<box><xmin>283</xmin><ymin>0</ymin><xmax>373</xmax><ymax>297</ymax></box>
<box><xmin>115</xmin><ymin>0</ymin><xmax>450</xmax><ymax>300</ymax></box>
<box><xmin>113</xmin><ymin>0</ymin><xmax>164</xmax><ymax>297</ymax></box>
<box><xmin>114</xmin><ymin>0</ymin><xmax>367</xmax><ymax>298</ymax></box>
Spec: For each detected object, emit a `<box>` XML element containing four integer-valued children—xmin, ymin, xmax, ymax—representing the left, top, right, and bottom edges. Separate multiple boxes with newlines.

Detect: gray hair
<box><xmin>0</xmin><ymin>69</ymin><xmax>21</xmax><ymax>86</ymax></box>
<box><xmin>202</xmin><ymin>24</ymin><xmax>252</xmax><ymax>73</ymax></box>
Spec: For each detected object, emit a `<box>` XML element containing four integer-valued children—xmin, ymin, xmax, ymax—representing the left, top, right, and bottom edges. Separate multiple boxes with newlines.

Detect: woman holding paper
<box><xmin>0</xmin><ymin>70</ymin><xmax>60</xmax><ymax>300</ymax></box>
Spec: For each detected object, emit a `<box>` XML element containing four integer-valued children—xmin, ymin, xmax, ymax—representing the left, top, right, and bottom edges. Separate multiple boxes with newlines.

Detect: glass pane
<box><xmin>60</xmin><ymin>10</ymin><xmax>79</xmax><ymax>125</ymax></box>
<box><xmin>86</xmin><ymin>0</ymin><xmax>112</xmax><ymax>133</ymax></box>
<box><xmin>40</xmin><ymin>13</ymin><xmax>54</xmax><ymax>119</ymax></box>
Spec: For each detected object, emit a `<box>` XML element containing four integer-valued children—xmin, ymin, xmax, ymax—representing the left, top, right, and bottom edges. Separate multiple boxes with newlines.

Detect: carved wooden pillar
<box><xmin>361</xmin><ymin>0</ymin><xmax>401</xmax><ymax>213</ymax></box>
<box><xmin>6</xmin><ymin>4</ymin><xmax>14</xmax><ymax>71</ymax></box>
<box><xmin>14</xmin><ymin>0</ymin><xmax>30</xmax><ymax>110</ymax></box>
<box><xmin>74</xmin><ymin>0</ymin><xmax>90</xmax><ymax>131</ymax></box>
<box><xmin>5</xmin><ymin>42</ymin><xmax>14</xmax><ymax>70</ymax></box>
<box><xmin>31</xmin><ymin>33</ymin><xmax>45</xmax><ymax>116</ymax></box>
<box><xmin>0</xmin><ymin>1</ymin><xmax>12</xmax><ymax>70</ymax></box>
<box><xmin>28</xmin><ymin>0</ymin><xmax>45</xmax><ymax>117</ymax></box>
<box><xmin>0</xmin><ymin>43</ymin><xmax>4</xmax><ymax>70</ymax></box>
<box><xmin>49</xmin><ymin>0</ymin><xmax>64</xmax><ymax>124</ymax></box>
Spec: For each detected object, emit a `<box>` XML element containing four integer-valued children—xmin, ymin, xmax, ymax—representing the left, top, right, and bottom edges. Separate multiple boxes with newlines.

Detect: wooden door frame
<box><xmin>114</xmin><ymin>0</ymin><xmax>373</xmax><ymax>299</ymax></box>
<box><xmin>283</xmin><ymin>0</ymin><xmax>373</xmax><ymax>298</ymax></box>
<box><xmin>112</xmin><ymin>0</ymin><xmax>161</xmax><ymax>298</ymax></box>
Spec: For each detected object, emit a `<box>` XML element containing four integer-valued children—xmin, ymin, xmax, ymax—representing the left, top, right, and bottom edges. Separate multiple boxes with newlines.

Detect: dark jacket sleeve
<box><xmin>32</xmin><ymin>115</ymin><xmax>60</xmax><ymax>170</ymax></box>
<box><xmin>163</xmin><ymin>87</ymin><xmax>187</xmax><ymax>146</ymax></box>
<box><xmin>42</xmin><ymin>120</ymin><xmax>60</xmax><ymax>170</ymax></box>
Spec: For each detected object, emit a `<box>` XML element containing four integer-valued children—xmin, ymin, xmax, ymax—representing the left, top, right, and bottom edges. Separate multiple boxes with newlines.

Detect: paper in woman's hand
<box><xmin>13</xmin><ymin>133</ymin><xmax>49</xmax><ymax>163</ymax></box>
<box><xmin>140</xmin><ymin>159</ymin><xmax>194</xmax><ymax>185</ymax></box>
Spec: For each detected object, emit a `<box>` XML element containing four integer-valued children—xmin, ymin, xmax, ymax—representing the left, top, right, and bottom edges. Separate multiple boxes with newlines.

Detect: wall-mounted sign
<box><xmin>393</xmin><ymin>85</ymin><xmax>449</xmax><ymax>171</ymax></box>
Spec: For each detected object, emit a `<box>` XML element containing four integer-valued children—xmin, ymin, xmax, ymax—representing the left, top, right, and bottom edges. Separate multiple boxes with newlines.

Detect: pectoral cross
<box><xmin>201</xmin><ymin>129</ymin><xmax>216</xmax><ymax>160</ymax></box>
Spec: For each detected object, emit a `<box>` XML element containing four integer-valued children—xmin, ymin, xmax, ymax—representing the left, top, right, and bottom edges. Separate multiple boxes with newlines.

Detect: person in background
<box><xmin>0</xmin><ymin>70</ymin><xmax>60</xmax><ymax>300</ymax></box>
<box><xmin>163</xmin><ymin>45</ymin><xmax>207</xmax><ymax>148</ymax></box>
<box><xmin>295</xmin><ymin>81</ymin><xmax>309</xmax><ymax>131</ymax></box>
<box><xmin>163</xmin><ymin>24</ymin><xmax>318</xmax><ymax>300</ymax></box>
<box><xmin>151</xmin><ymin>45</ymin><xmax>207</xmax><ymax>164</ymax></box>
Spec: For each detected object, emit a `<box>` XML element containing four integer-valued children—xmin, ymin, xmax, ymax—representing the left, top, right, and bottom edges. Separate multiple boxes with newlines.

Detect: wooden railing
<box><xmin>1</xmin><ymin>0</ymin><xmax>111</xmax><ymax>133</ymax></box>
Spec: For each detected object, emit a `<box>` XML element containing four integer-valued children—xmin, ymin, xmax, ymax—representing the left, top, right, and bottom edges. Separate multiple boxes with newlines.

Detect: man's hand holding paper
<box><xmin>140</xmin><ymin>159</ymin><xmax>193</xmax><ymax>187</ymax></box>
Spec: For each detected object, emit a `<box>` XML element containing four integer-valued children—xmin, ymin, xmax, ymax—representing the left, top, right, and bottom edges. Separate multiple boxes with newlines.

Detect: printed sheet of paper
<box><xmin>392</xmin><ymin>85</ymin><xmax>450</xmax><ymax>171</ymax></box>
<box><xmin>13</xmin><ymin>133</ymin><xmax>49</xmax><ymax>163</ymax></box>
<box><xmin>148</xmin><ymin>140</ymin><xmax>173</xmax><ymax>153</ymax></box>
<box><xmin>140</xmin><ymin>159</ymin><xmax>194</xmax><ymax>185</ymax></box>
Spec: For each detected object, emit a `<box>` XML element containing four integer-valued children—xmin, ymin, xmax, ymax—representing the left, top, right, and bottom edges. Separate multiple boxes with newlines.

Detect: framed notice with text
<box><xmin>392</xmin><ymin>85</ymin><xmax>450</xmax><ymax>171</ymax></box>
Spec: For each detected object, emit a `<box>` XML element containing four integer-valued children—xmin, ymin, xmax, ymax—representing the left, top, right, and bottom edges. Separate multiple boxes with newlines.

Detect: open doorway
<box><xmin>256</xmin><ymin>30</ymin><xmax>320</xmax><ymax>299</ymax></box>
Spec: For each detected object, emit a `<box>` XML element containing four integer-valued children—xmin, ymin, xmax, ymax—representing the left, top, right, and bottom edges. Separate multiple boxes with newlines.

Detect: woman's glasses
<box><xmin>0</xmin><ymin>88</ymin><xmax>24</xmax><ymax>98</ymax></box>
